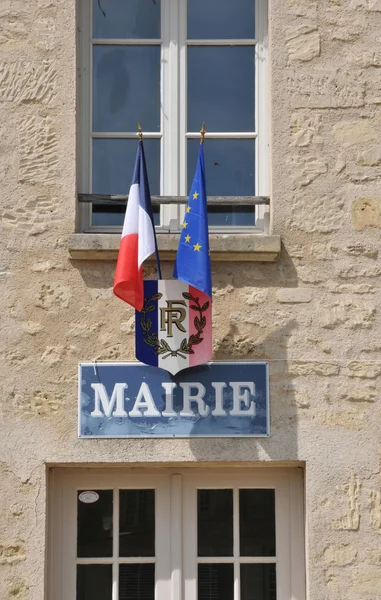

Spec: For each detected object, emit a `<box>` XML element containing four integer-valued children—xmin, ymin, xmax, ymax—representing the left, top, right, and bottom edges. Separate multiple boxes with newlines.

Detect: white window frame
<box><xmin>77</xmin><ymin>0</ymin><xmax>269</xmax><ymax>235</ymax></box>
<box><xmin>49</xmin><ymin>467</ymin><xmax>304</xmax><ymax>600</ymax></box>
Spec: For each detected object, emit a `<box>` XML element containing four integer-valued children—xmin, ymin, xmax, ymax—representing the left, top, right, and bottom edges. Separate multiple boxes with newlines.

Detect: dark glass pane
<box><xmin>188</xmin><ymin>139</ymin><xmax>255</xmax><ymax>197</ymax></box>
<box><xmin>92</xmin><ymin>204</ymin><xmax>160</xmax><ymax>227</ymax></box>
<box><xmin>93</xmin><ymin>46</ymin><xmax>160</xmax><ymax>132</ymax></box>
<box><xmin>93</xmin><ymin>0</ymin><xmax>161</xmax><ymax>39</ymax></box>
<box><xmin>198</xmin><ymin>489</ymin><xmax>233</xmax><ymax>557</ymax></box>
<box><xmin>119</xmin><ymin>564</ymin><xmax>155</xmax><ymax>600</ymax></box>
<box><xmin>240</xmin><ymin>490</ymin><xmax>275</xmax><ymax>557</ymax></box>
<box><xmin>241</xmin><ymin>564</ymin><xmax>276</xmax><ymax>600</ymax></box>
<box><xmin>188</xmin><ymin>46</ymin><xmax>255</xmax><ymax>132</ymax></box>
<box><xmin>207</xmin><ymin>205</ymin><xmax>255</xmax><ymax>227</ymax></box>
<box><xmin>119</xmin><ymin>490</ymin><xmax>155</xmax><ymax>557</ymax></box>
<box><xmin>188</xmin><ymin>0</ymin><xmax>254</xmax><ymax>40</ymax></box>
<box><xmin>77</xmin><ymin>490</ymin><xmax>113</xmax><ymax>557</ymax></box>
<box><xmin>198</xmin><ymin>564</ymin><xmax>234</xmax><ymax>600</ymax></box>
<box><xmin>77</xmin><ymin>565</ymin><xmax>112</xmax><ymax>600</ymax></box>
<box><xmin>92</xmin><ymin>138</ymin><xmax>160</xmax><ymax>195</ymax></box>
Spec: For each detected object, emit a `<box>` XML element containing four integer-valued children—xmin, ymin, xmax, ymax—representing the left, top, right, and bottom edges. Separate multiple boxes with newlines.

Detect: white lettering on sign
<box><xmin>90</xmin><ymin>383</ymin><xmax>128</xmax><ymax>418</ymax></box>
<box><xmin>161</xmin><ymin>381</ymin><xmax>177</xmax><ymax>417</ymax></box>
<box><xmin>129</xmin><ymin>382</ymin><xmax>161</xmax><ymax>417</ymax></box>
<box><xmin>211</xmin><ymin>382</ymin><xmax>227</xmax><ymax>416</ymax></box>
<box><xmin>229</xmin><ymin>382</ymin><xmax>256</xmax><ymax>416</ymax></box>
<box><xmin>89</xmin><ymin>381</ymin><xmax>257</xmax><ymax>419</ymax></box>
<box><xmin>179</xmin><ymin>382</ymin><xmax>209</xmax><ymax>417</ymax></box>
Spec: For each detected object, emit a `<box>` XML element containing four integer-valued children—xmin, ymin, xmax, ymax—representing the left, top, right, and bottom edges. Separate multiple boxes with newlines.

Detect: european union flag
<box><xmin>173</xmin><ymin>143</ymin><xmax>212</xmax><ymax>298</ymax></box>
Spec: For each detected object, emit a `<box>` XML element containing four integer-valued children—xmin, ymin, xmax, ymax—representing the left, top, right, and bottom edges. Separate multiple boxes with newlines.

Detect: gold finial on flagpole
<box><xmin>200</xmin><ymin>122</ymin><xmax>206</xmax><ymax>144</ymax></box>
<box><xmin>137</xmin><ymin>120</ymin><xmax>143</xmax><ymax>141</ymax></box>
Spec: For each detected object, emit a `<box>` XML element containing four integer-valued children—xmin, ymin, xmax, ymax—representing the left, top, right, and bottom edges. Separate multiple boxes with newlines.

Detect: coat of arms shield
<box><xmin>135</xmin><ymin>280</ymin><xmax>212</xmax><ymax>375</ymax></box>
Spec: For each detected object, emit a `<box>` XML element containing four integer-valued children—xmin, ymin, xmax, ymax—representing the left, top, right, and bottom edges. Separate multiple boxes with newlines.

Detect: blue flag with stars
<box><xmin>173</xmin><ymin>143</ymin><xmax>212</xmax><ymax>298</ymax></box>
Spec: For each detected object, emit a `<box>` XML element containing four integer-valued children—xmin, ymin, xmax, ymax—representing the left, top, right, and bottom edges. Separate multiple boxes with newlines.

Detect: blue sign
<box><xmin>79</xmin><ymin>362</ymin><xmax>269</xmax><ymax>438</ymax></box>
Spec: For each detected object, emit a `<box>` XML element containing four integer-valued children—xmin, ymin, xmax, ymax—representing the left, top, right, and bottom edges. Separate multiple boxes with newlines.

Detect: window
<box><xmin>50</xmin><ymin>468</ymin><xmax>305</xmax><ymax>600</ymax></box>
<box><xmin>78</xmin><ymin>0</ymin><xmax>269</xmax><ymax>233</ymax></box>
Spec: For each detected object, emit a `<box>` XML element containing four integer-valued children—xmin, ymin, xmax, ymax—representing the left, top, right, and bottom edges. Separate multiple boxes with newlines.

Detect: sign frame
<box><xmin>78</xmin><ymin>361</ymin><xmax>270</xmax><ymax>439</ymax></box>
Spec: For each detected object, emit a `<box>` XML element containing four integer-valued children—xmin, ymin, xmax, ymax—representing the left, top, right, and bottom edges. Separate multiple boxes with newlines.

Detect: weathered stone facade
<box><xmin>0</xmin><ymin>0</ymin><xmax>381</xmax><ymax>598</ymax></box>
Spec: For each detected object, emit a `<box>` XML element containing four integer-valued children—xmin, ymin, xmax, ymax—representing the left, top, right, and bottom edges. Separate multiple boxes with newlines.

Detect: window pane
<box><xmin>207</xmin><ymin>205</ymin><xmax>255</xmax><ymax>227</ymax></box>
<box><xmin>92</xmin><ymin>138</ymin><xmax>160</xmax><ymax>195</ymax></box>
<box><xmin>93</xmin><ymin>0</ymin><xmax>161</xmax><ymax>39</ymax></box>
<box><xmin>77</xmin><ymin>565</ymin><xmax>112</xmax><ymax>600</ymax></box>
<box><xmin>188</xmin><ymin>46</ymin><xmax>255</xmax><ymax>132</ymax></box>
<box><xmin>188</xmin><ymin>0</ymin><xmax>255</xmax><ymax>39</ymax></box>
<box><xmin>119</xmin><ymin>490</ymin><xmax>155</xmax><ymax>557</ymax></box>
<box><xmin>119</xmin><ymin>564</ymin><xmax>155</xmax><ymax>600</ymax></box>
<box><xmin>92</xmin><ymin>204</ymin><xmax>160</xmax><ymax>227</ymax></box>
<box><xmin>198</xmin><ymin>564</ymin><xmax>234</xmax><ymax>600</ymax></box>
<box><xmin>93</xmin><ymin>46</ymin><xmax>160</xmax><ymax>132</ymax></box>
<box><xmin>188</xmin><ymin>139</ymin><xmax>255</xmax><ymax>197</ymax></box>
<box><xmin>198</xmin><ymin>489</ymin><xmax>233</xmax><ymax>557</ymax></box>
<box><xmin>240</xmin><ymin>564</ymin><xmax>276</xmax><ymax>600</ymax></box>
<box><xmin>77</xmin><ymin>490</ymin><xmax>113</xmax><ymax>557</ymax></box>
<box><xmin>240</xmin><ymin>490</ymin><xmax>276</xmax><ymax>557</ymax></box>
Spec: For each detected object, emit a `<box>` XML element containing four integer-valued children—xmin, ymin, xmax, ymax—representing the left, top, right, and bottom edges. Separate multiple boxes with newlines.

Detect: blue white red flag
<box><xmin>136</xmin><ymin>280</ymin><xmax>212</xmax><ymax>376</ymax></box>
<box><xmin>173</xmin><ymin>143</ymin><xmax>212</xmax><ymax>299</ymax></box>
<box><xmin>113</xmin><ymin>141</ymin><xmax>161</xmax><ymax>311</ymax></box>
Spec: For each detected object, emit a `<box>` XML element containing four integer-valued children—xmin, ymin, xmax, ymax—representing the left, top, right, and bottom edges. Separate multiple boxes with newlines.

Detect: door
<box><xmin>50</xmin><ymin>468</ymin><xmax>304</xmax><ymax>600</ymax></box>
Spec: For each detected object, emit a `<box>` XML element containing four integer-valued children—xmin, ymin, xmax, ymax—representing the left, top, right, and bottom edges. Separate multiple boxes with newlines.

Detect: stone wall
<box><xmin>0</xmin><ymin>0</ymin><xmax>381</xmax><ymax>598</ymax></box>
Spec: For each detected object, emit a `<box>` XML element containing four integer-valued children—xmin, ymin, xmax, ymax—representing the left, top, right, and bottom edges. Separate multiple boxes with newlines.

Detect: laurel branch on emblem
<box><xmin>140</xmin><ymin>292</ymin><xmax>210</xmax><ymax>360</ymax></box>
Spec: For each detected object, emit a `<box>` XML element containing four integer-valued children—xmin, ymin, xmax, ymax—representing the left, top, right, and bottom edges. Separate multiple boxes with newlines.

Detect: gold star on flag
<box><xmin>182</xmin><ymin>221</ymin><xmax>188</xmax><ymax>229</ymax></box>
<box><xmin>186</xmin><ymin>206</ymin><xmax>191</xmax><ymax>213</ymax></box>
<box><xmin>193</xmin><ymin>242</ymin><xmax>202</xmax><ymax>252</ymax></box>
<box><xmin>193</xmin><ymin>191</ymin><xmax>199</xmax><ymax>200</ymax></box>
<box><xmin>185</xmin><ymin>234</ymin><xmax>191</xmax><ymax>243</ymax></box>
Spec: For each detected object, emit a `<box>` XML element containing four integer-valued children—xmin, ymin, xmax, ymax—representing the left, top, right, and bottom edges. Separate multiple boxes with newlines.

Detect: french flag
<box><xmin>113</xmin><ymin>141</ymin><xmax>161</xmax><ymax>312</ymax></box>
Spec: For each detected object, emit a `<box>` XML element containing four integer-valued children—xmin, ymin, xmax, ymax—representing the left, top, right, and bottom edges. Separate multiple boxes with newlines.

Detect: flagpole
<box><xmin>137</xmin><ymin>120</ymin><xmax>162</xmax><ymax>280</ymax></box>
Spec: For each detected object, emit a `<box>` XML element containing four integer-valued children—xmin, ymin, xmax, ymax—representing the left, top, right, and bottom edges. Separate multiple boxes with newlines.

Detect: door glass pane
<box><xmin>92</xmin><ymin>138</ymin><xmax>160</xmax><ymax>196</ymax></box>
<box><xmin>93</xmin><ymin>0</ymin><xmax>161</xmax><ymax>40</ymax></box>
<box><xmin>188</xmin><ymin>0</ymin><xmax>255</xmax><ymax>40</ymax></box>
<box><xmin>240</xmin><ymin>490</ymin><xmax>276</xmax><ymax>557</ymax></box>
<box><xmin>198</xmin><ymin>489</ymin><xmax>233</xmax><ymax>556</ymax></box>
<box><xmin>93</xmin><ymin>45</ymin><xmax>160</xmax><ymax>133</ymax></box>
<box><xmin>77</xmin><ymin>490</ymin><xmax>113</xmax><ymax>557</ymax></box>
<box><xmin>198</xmin><ymin>564</ymin><xmax>234</xmax><ymax>600</ymax></box>
<box><xmin>188</xmin><ymin>46</ymin><xmax>255</xmax><ymax>132</ymax></box>
<box><xmin>240</xmin><ymin>564</ymin><xmax>276</xmax><ymax>600</ymax></box>
<box><xmin>119</xmin><ymin>490</ymin><xmax>155</xmax><ymax>557</ymax></box>
<box><xmin>77</xmin><ymin>564</ymin><xmax>112</xmax><ymax>600</ymax></box>
<box><xmin>119</xmin><ymin>564</ymin><xmax>155</xmax><ymax>600</ymax></box>
<box><xmin>188</xmin><ymin>139</ymin><xmax>255</xmax><ymax>197</ymax></box>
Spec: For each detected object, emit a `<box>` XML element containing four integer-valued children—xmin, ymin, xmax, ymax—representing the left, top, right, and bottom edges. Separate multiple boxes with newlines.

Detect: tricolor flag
<box><xmin>113</xmin><ymin>141</ymin><xmax>161</xmax><ymax>312</ymax></box>
<box><xmin>173</xmin><ymin>143</ymin><xmax>212</xmax><ymax>299</ymax></box>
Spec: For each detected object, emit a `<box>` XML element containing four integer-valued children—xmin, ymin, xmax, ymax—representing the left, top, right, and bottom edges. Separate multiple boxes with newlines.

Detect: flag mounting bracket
<box><xmin>137</xmin><ymin>120</ymin><xmax>143</xmax><ymax>141</ymax></box>
<box><xmin>200</xmin><ymin>122</ymin><xmax>206</xmax><ymax>144</ymax></box>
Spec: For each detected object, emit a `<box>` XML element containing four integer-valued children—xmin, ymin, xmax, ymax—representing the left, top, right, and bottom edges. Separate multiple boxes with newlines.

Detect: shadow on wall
<box><xmin>187</xmin><ymin>317</ymin><xmax>299</xmax><ymax>463</ymax></box>
<box><xmin>70</xmin><ymin>241</ymin><xmax>298</xmax><ymax>292</ymax></box>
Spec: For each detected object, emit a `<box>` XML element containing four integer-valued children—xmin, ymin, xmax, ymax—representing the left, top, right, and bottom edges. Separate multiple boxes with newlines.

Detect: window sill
<box><xmin>68</xmin><ymin>233</ymin><xmax>281</xmax><ymax>262</ymax></box>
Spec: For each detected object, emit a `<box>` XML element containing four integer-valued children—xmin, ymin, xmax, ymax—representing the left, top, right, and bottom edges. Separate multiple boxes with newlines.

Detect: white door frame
<box><xmin>49</xmin><ymin>467</ymin><xmax>305</xmax><ymax>600</ymax></box>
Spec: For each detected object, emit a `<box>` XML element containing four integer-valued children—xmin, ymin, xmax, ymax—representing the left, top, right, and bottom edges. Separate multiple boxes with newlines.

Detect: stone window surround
<box><xmin>71</xmin><ymin>194</ymin><xmax>280</xmax><ymax>262</ymax></box>
<box><xmin>68</xmin><ymin>232</ymin><xmax>281</xmax><ymax>262</ymax></box>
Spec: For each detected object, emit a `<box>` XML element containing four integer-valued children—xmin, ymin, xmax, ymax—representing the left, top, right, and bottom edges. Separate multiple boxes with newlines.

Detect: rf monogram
<box><xmin>160</xmin><ymin>300</ymin><xmax>187</xmax><ymax>337</ymax></box>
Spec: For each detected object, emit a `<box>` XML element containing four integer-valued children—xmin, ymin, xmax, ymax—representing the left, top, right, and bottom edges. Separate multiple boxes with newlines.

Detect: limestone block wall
<box><xmin>0</xmin><ymin>0</ymin><xmax>380</xmax><ymax>598</ymax></box>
